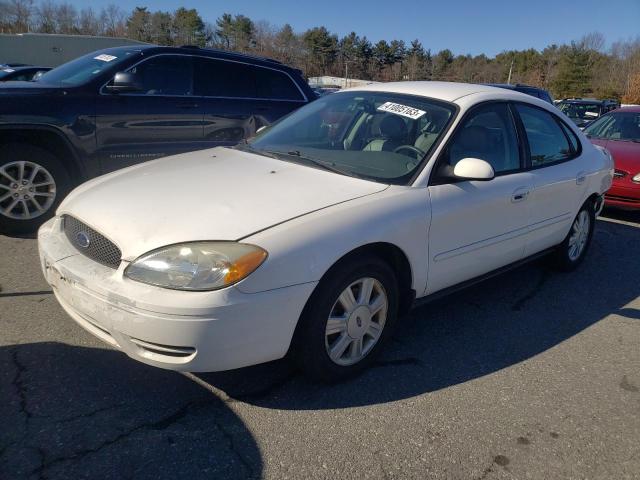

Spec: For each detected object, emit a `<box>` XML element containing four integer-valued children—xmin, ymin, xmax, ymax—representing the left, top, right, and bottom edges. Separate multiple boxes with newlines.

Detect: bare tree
<box><xmin>7</xmin><ymin>0</ymin><xmax>34</xmax><ymax>32</ymax></box>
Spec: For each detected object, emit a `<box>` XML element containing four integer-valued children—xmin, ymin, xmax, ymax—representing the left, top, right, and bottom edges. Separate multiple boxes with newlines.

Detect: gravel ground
<box><xmin>1</xmin><ymin>208</ymin><xmax>639</xmax><ymax>480</ymax></box>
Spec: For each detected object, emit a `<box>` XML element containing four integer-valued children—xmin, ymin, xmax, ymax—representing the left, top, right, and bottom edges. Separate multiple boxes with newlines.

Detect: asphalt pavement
<box><xmin>1</xmin><ymin>209</ymin><xmax>639</xmax><ymax>479</ymax></box>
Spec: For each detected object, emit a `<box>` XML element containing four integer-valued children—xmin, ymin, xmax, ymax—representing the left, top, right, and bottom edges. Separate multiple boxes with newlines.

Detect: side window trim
<box><xmin>511</xmin><ymin>101</ymin><xmax>582</xmax><ymax>170</ymax></box>
<box><xmin>428</xmin><ymin>100</ymin><xmax>524</xmax><ymax>186</ymax></box>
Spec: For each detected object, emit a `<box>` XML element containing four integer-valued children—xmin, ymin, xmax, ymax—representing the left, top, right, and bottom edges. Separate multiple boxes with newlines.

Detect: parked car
<box><xmin>38</xmin><ymin>82</ymin><xmax>612</xmax><ymax>382</ymax></box>
<box><xmin>556</xmin><ymin>98</ymin><xmax>620</xmax><ymax>129</ymax></box>
<box><xmin>584</xmin><ymin>106</ymin><xmax>640</xmax><ymax>209</ymax></box>
<box><xmin>0</xmin><ymin>45</ymin><xmax>314</xmax><ymax>234</ymax></box>
<box><xmin>0</xmin><ymin>65</ymin><xmax>51</xmax><ymax>82</ymax></box>
<box><xmin>484</xmin><ymin>83</ymin><xmax>554</xmax><ymax>104</ymax></box>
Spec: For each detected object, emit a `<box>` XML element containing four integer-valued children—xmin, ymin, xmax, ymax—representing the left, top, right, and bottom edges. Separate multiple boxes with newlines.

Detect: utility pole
<box><xmin>507</xmin><ymin>58</ymin><xmax>514</xmax><ymax>84</ymax></box>
<box><xmin>344</xmin><ymin>61</ymin><xmax>349</xmax><ymax>89</ymax></box>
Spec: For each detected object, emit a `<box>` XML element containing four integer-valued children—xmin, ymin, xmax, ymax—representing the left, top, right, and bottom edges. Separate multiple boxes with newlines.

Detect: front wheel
<box><xmin>291</xmin><ymin>256</ymin><xmax>399</xmax><ymax>382</ymax></box>
<box><xmin>550</xmin><ymin>201</ymin><xmax>595</xmax><ymax>271</ymax></box>
<box><xmin>0</xmin><ymin>144</ymin><xmax>71</xmax><ymax>235</ymax></box>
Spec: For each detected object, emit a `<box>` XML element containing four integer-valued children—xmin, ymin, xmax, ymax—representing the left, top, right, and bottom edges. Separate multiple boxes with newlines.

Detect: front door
<box><xmin>427</xmin><ymin>102</ymin><xmax>533</xmax><ymax>294</ymax></box>
<box><xmin>95</xmin><ymin>55</ymin><xmax>205</xmax><ymax>173</ymax></box>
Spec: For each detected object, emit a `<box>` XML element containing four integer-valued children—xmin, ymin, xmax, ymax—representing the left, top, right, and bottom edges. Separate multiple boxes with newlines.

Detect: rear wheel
<box><xmin>0</xmin><ymin>144</ymin><xmax>71</xmax><ymax>235</ymax></box>
<box><xmin>292</xmin><ymin>256</ymin><xmax>399</xmax><ymax>382</ymax></box>
<box><xmin>549</xmin><ymin>201</ymin><xmax>595</xmax><ymax>271</ymax></box>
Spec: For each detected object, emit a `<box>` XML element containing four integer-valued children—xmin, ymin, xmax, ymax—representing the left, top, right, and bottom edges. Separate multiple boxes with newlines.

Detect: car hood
<box><xmin>58</xmin><ymin>147</ymin><xmax>388</xmax><ymax>260</ymax></box>
<box><xmin>590</xmin><ymin>138</ymin><xmax>640</xmax><ymax>173</ymax></box>
<box><xmin>0</xmin><ymin>81</ymin><xmax>63</xmax><ymax>94</ymax></box>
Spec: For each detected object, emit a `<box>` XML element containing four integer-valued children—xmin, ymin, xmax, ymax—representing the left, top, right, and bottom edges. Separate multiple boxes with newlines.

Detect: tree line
<box><xmin>1</xmin><ymin>0</ymin><xmax>639</xmax><ymax>102</ymax></box>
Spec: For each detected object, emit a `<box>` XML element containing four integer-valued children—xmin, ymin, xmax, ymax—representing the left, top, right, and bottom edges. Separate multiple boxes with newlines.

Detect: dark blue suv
<box><xmin>0</xmin><ymin>45</ymin><xmax>314</xmax><ymax>234</ymax></box>
<box><xmin>485</xmin><ymin>83</ymin><xmax>554</xmax><ymax>104</ymax></box>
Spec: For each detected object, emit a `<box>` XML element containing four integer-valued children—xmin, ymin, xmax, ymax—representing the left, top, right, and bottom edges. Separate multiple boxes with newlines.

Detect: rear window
<box><xmin>194</xmin><ymin>58</ymin><xmax>303</xmax><ymax>101</ymax></box>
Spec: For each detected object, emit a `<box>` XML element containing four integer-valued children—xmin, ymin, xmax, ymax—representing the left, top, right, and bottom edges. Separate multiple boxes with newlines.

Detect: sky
<box><xmin>67</xmin><ymin>0</ymin><xmax>640</xmax><ymax>56</ymax></box>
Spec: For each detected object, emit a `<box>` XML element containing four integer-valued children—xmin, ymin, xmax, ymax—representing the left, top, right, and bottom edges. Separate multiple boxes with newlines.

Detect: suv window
<box><xmin>194</xmin><ymin>58</ymin><xmax>258</xmax><ymax>98</ymax></box>
<box><xmin>194</xmin><ymin>58</ymin><xmax>303</xmax><ymax>101</ymax></box>
<box><xmin>442</xmin><ymin>103</ymin><xmax>520</xmax><ymax>174</ymax></box>
<box><xmin>254</xmin><ymin>68</ymin><xmax>303</xmax><ymax>101</ymax></box>
<box><xmin>129</xmin><ymin>55</ymin><xmax>192</xmax><ymax>96</ymax></box>
<box><xmin>516</xmin><ymin>104</ymin><xmax>573</xmax><ymax>166</ymax></box>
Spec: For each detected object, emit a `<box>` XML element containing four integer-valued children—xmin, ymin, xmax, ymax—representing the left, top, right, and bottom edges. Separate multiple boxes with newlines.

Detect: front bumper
<box><xmin>605</xmin><ymin>183</ymin><xmax>640</xmax><ymax>210</ymax></box>
<box><xmin>38</xmin><ymin>217</ymin><xmax>317</xmax><ymax>372</ymax></box>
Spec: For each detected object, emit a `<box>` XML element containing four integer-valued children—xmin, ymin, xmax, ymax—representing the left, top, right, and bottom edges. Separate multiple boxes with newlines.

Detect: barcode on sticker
<box><xmin>377</xmin><ymin>102</ymin><xmax>426</xmax><ymax>119</ymax></box>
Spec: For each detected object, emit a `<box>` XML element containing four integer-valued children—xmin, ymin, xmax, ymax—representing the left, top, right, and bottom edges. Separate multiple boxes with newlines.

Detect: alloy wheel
<box><xmin>0</xmin><ymin>161</ymin><xmax>56</xmax><ymax>220</ymax></box>
<box><xmin>325</xmin><ymin>277</ymin><xmax>388</xmax><ymax>366</ymax></box>
<box><xmin>568</xmin><ymin>210</ymin><xmax>590</xmax><ymax>261</ymax></box>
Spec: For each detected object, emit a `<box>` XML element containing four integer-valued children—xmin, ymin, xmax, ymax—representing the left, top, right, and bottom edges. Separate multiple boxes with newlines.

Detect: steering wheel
<box><xmin>393</xmin><ymin>145</ymin><xmax>425</xmax><ymax>159</ymax></box>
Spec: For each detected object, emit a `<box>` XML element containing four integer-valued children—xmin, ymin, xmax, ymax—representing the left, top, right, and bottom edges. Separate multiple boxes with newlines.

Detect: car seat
<box><xmin>362</xmin><ymin>115</ymin><xmax>407</xmax><ymax>152</ymax></box>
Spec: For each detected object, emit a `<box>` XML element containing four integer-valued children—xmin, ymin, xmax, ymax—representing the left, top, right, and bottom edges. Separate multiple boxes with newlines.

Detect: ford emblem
<box><xmin>76</xmin><ymin>231</ymin><xmax>90</xmax><ymax>248</ymax></box>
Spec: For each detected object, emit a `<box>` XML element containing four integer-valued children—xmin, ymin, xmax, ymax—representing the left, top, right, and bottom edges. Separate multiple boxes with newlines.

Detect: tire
<box><xmin>291</xmin><ymin>255</ymin><xmax>399</xmax><ymax>383</ymax></box>
<box><xmin>549</xmin><ymin>200</ymin><xmax>595</xmax><ymax>272</ymax></box>
<box><xmin>0</xmin><ymin>143</ymin><xmax>72</xmax><ymax>236</ymax></box>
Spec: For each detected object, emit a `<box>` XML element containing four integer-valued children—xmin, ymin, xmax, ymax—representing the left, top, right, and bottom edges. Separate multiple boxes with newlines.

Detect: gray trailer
<box><xmin>0</xmin><ymin>33</ymin><xmax>147</xmax><ymax>67</ymax></box>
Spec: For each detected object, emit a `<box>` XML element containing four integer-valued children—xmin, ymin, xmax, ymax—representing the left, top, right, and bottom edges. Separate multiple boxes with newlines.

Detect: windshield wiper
<box><xmin>264</xmin><ymin>149</ymin><xmax>361</xmax><ymax>178</ymax></box>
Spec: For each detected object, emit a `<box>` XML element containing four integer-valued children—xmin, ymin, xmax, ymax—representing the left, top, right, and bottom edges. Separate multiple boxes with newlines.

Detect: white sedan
<box><xmin>38</xmin><ymin>82</ymin><xmax>613</xmax><ymax>382</ymax></box>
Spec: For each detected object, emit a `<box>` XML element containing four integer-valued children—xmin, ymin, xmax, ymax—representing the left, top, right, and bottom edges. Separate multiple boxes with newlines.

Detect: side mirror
<box><xmin>453</xmin><ymin>157</ymin><xmax>495</xmax><ymax>181</ymax></box>
<box><xmin>106</xmin><ymin>72</ymin><xmax>143</xmax><ymax>93</ymax></box>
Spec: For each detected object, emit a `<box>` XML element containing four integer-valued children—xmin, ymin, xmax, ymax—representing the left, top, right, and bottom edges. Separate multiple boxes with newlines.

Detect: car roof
<box><xmin>611</xmin><ymin>105</ymin><xmax>640</xmax><ymax>113</ymax></box>
<box><xmin>485</xmin><ymin>83</ymin><xmax>542</xmax><ymax>91</ymax></box>
<box><xmin>559</xmin><ymin>98</ymin><xmax>606</xmax><ymax>105</ymax></box>
<box><xmin>95</xmin><ymin>45</ymin><xmax>294</xmax><ymax>72</ymax></box>
<box><xmin>342</xmin><ymin>81</ymin><xmax>534</xmax><ymax>103</ymax></box>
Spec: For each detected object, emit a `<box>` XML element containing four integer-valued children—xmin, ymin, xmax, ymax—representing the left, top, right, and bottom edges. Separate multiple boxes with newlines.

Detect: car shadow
<box><xmin>193</xmin><ymin>216</ymin><xmax>640</xmax><ymax>410</ymax></box>
<box><xmin>0</xmin><ymin>342</ymin><xmax>262</xmax><ymax>480</ymax></box>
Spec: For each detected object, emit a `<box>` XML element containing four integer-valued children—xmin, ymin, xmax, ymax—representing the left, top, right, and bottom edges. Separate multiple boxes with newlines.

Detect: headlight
<box><xmin>633</xmin><ymin>173</ymin><xmax>640</xmax><ymax>183</ymax></box>
<box><xmin>124</xmin><ymin>242</ymin><xmax>267</xmax><ymax>291</ymax></box>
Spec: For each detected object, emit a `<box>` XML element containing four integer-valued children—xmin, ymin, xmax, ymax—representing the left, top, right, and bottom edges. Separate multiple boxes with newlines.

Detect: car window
<box><xmin>558</xmin><ymin>102</ymin><xmax>601</xmax><ymax>121</ymax></box>
<box><xmin>558</xmin><ymin>121</ymin><xmax>580</xmax><ymax>152</ymax></box>
<box><xmin>129</xmin><ymin>56</ymin><xmax>192</xmax><ymax>96</ymax></box>
<box><xmin>442</xmin><ymin>103</ymin><xmax>520</xmax><ymax>174</ymax></box>
<box><xmin>516</xmin><ymin>104</ymin><xmax>573</xmax><ymax>166</ymax></box>
<box><xmin>584</xmin><ymin>111</ymin><xmax>640</xmax><ymax>141</ymax></box>
<box><xmin>254</xmin><ymin>68</ymin><xmax>304</xmax><ymax>101</ymax></box>
<box><xmin>194</xmin><ymin>58</ymin><xmax>258</xmax><ymax>98</ymax></box>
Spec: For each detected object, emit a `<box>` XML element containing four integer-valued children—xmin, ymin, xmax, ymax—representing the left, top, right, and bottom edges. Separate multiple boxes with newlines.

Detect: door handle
<box><xmin>576</xmin><ymin>171</ymin><xmax>587</xmax><ymax>185</ymax></box>
<box><xmin>511</xmin><ymin>187</ymin><xmax>530</xmax><ymax>203</ymax></box>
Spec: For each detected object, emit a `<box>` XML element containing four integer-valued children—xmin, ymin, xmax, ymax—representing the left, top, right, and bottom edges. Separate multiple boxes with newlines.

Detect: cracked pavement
<box><xmin>1</xmin><ymin>208</ymin><xmax>639</xmax><ymax>479</ymax></box>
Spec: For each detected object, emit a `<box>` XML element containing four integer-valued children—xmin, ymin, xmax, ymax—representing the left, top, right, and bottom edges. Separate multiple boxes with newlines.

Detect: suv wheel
<box><xmin>0</xmin><ymin>144</ymin><xmax>71</xmax><ymax>235</ymax></box>
<box><xmin>292</xmin><ymin>255</ymin><xmax>399</xmax><ymax>382</ymax></box>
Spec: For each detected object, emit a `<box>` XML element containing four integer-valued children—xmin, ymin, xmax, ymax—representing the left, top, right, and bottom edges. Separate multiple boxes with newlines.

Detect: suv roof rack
<box><xmin>177</xmin><ymin>45</ymin><xmax>284</xmax><ymax>65</ymax></box>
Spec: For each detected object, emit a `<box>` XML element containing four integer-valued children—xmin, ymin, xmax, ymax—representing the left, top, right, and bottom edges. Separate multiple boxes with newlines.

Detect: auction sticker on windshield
<box><xmin>377</xmin><ymin>102</ymin><xmax>426</xmax><ymax>119</ymax></box>
<box><xmin>94</xmin><ymin>54</ymin><xmax>117</xmax><ymax>62</ymax></box>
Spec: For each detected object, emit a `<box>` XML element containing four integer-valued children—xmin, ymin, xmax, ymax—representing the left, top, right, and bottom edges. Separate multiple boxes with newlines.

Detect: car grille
<box><xmin>63</xmin><ymin>215</ymin><xmax>122</xmax><ymax>269</ymax></box>
<box><xmin>613</xmin><ymin>169</ymin><xmax>627</xmax><ymax>179</ymax></box>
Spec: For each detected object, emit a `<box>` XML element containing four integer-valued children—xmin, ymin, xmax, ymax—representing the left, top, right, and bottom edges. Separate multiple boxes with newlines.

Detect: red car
<box><xmin>584</xmin><ymin>106</ymin><xmax>640</xmax><ymax>209</ymax></box>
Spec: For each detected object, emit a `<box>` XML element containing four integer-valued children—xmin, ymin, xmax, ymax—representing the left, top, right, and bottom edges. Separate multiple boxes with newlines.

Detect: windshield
<box><xmin>247</xmin><ymin>91</ymin><xmax>455</xmax><ymax>184</ymax></box>
<box><xmin>584</xmin><ymin>111</ymin><xmax>640</xmax><ymax>142</ymax></box>
<box><xmin>558</xmin><ymin>102</ymin><xmax>601</xmax><ymax>121</ymax></box>
<box><xmin>37</xmin><ymin>49</ymin><xmax>141</xmax><ymax>87</ymax></box>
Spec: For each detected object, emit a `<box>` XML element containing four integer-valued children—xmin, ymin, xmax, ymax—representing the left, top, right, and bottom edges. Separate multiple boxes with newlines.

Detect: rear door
<box><xmin>95</xmin><ymin>54</ymin><xmax>205</xmax><ymax>173</ymax></box>
<box><xmin>194</xmin><ymin>57</ymin><xmax>308</xmax><ymax>147</ymax></box>
<box><xmin>513</xmin><ymin>103</ymin><xmax>588</xmax><ymax>256</ymax></box>
<box><xmin>426</xmin><ymin>102</ymin><xmax>534</xmax><ymax>294</ymax></box>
